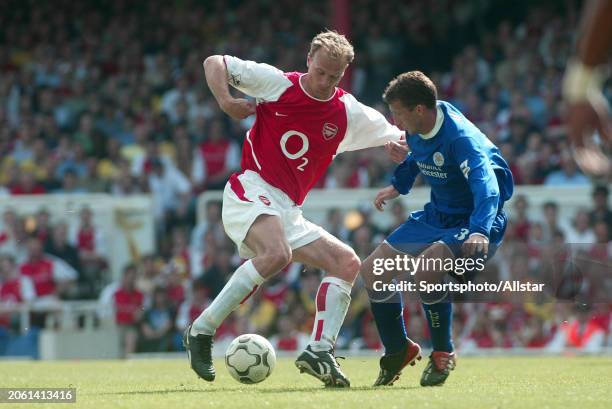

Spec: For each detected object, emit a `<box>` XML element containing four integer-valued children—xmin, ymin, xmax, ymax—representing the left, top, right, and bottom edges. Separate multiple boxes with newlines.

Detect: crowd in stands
<box><xmin>2</xmin><ymin>189</ymin><xmax>611</xmax><ymax>355</ymax></box>
<box><xmin>1</xmin><ymin>0</ymin><xmax>611</xmax><ymax>356</ymax></box>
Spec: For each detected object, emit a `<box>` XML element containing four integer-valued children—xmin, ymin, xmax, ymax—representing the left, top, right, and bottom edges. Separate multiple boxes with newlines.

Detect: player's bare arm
<box><xmin>203</xmin><ymin>55</ymin><xmax>255</xmax><ymax>120</ymax></box>
<box><xmin>562</xmin><ymin>0</ymin><xmax>612</xmax><ymax>176</ymax></box>
<box><xmin>577</xmin><ymin>0</ymin><xmax>612</xmax><ymax>68</ymax></box>
<box><xmin>374</xmin><ymin>185</ymin><xmax>400</xmax><ymax>212</ymax></box>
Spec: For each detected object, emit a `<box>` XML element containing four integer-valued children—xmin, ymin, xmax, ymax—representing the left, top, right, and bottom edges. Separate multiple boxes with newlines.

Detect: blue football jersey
<box><xmin>391</xmin><ymin>100</ymin><xmax>514</xmax><ymax>237</ymax></box>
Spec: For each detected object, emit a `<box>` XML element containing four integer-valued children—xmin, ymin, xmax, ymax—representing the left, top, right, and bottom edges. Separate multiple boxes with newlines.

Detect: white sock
<box><xmin>308</xmin><ymin>276</ymin><xmax>352</xmax><ymax>352</ymax></box>
<box><xmin>191</xmin><ymin>260</ymin><xmax>265</xmax><ymax>336</ymax></box>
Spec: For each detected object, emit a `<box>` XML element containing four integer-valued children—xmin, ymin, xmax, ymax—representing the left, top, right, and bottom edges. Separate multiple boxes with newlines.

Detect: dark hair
<box><xmin>382</xmin><ymin>71</ymin><xmax>437</xmax><ymax>109</ymax></box>
<box><xmin>543</xmin><ymin>201</ymin><xmax>558</xmax><ymax>211</ymax></box>
<box><xmin>123</xmin><ymin>263</ymin><xmax>137</xmax><ymax>275</ymax></box>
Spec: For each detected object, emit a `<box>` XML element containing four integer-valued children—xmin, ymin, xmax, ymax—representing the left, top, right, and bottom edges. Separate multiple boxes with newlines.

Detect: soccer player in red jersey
<box><xmin>184</xmin><ymin>30</ymin><xmax>406</xmax><ymax>387</ymax></box>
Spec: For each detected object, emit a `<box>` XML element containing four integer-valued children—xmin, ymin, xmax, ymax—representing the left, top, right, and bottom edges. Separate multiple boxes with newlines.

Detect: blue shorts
<box><xmin>386</xmin><ymin>202</ymin><xmax>507</xmax><ymax>260</ymax></box>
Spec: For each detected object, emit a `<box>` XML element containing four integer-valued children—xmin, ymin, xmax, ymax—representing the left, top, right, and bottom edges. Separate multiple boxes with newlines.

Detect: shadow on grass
<box><xmin>99</xmin><ymin>385</ymin><xmax>420</xmax><ymax>396</ymax></box>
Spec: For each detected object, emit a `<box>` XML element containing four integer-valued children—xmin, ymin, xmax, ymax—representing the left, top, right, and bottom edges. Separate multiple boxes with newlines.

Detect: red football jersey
<box><xmin>20</xmin><ymin>258</ymin><xmax>55</xmax><ymax>297</ymax></box>
<box><xmin>224</xmin><ymin>56</ymin><xmax>404</xmax><ymax>205</ymax></box>
<box><xmin>113</xmin><ymin>288</ymin><xmax>144</xmax><ymax>325</ymax></box>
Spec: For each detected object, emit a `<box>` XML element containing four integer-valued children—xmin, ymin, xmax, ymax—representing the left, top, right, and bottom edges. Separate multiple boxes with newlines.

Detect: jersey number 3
<box><xmin>454</xmin><ymin>228</ymin><xmax>469</xmax><ymax>241</ymax></box>
<box><xmin>280</xmin><ymin>130</ymin><xmax>309</xmax><ymax>171</ymax></box>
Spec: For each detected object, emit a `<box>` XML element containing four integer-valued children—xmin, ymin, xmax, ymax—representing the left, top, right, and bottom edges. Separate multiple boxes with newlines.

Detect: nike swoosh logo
<box><xmin>275</xmin><ymin>112</ymin><xmax>288</xmax><ymax>117</ymax></box>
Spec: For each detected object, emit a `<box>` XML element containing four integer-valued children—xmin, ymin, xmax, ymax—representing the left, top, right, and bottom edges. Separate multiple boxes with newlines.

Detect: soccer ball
<box><xmin>225</xmin><ymin>334</ymin><xmax>276</xmax><ymax>384</ymax></box>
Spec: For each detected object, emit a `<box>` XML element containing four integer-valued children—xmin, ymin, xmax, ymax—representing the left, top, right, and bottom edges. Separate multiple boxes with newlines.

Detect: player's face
<box><xmin>388</xmin><ymin>100</ymin><xmax>422</xmax><ymax>134</ymax></box>
<box><xmin>305</xmin><ymin>49</ymin><xmax>348</xmax><ymax>99</ymax></box>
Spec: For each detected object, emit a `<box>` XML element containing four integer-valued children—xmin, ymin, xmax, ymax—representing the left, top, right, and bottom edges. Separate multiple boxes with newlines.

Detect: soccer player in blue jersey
<box><xmin>360</xmin><ymin>71</ymin><xmax>514</xmax><ymax>387</ymax></box>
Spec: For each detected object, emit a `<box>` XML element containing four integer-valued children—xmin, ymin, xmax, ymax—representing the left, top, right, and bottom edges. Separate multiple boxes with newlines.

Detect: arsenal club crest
<box><xmin>258</xmin><ymin>195</ymin><xmax>271</xmax><ymax>206</ymax></box>
<box><xmin>322</xmin><ymin>122</ymin><xmax>339</xmax><ymax>140</ymax></box>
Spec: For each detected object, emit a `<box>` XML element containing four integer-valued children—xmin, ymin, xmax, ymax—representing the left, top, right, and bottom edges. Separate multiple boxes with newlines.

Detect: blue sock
<box><xmin>369</xmin><ymin>291</ymin><xmax>408</xmax><ymax>354</ymax></box>
<box><xmin>422</xmin><ymin>302</ymin><xmax>453</xmax><ymax>352</ymax></box>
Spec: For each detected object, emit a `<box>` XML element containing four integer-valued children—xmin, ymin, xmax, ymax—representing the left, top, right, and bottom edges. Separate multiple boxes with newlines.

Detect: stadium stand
<box><xmin>0</xmin><ymin>0</ymin><xmax>610</xmax><ymax>358</ymax></box>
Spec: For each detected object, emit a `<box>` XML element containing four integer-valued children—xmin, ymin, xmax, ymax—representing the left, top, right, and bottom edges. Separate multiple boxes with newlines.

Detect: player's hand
<box><xmin>565</xmin><ymin>98</ymin><xmax>611</xmax><ymax>177</ymax></box>
<box><xmin>462</xmin><ymin>233</ymin><xmax>489</xmax><ymax>257</ymax></box>
<box><xmin>220</xmin><ymin>97</ymin><xmax>256</xmax><ymax>120</ymax></box>
<box><xmin>374</xmin><ymin>185</ymin><xmax>400</xmax><ymax>211</ymax></box>
<box><xmin>385</xmin><ymin>140</ymin><xmax>409</xmax><ymax>164</ymax></box>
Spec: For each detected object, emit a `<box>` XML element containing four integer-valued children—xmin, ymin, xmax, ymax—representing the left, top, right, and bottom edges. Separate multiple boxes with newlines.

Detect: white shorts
<box><xmin>222</xmin><ymin>170</ymin><xmax>323</xmax><ymax>259</ymax></box>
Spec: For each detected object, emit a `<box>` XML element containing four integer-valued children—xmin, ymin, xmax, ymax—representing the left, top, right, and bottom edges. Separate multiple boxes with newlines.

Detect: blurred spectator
<box><xmin>351</xmin><ymin>224</ymin><xmax>376</xmax><ymax>260</ymax></box>
<box><xmin>192</xmin><ymin>119</ymin><xmax>240</xmax><ymax>192</ymax></box>
<box><xmin>110</xmin><ymin>161</ymin><xmax>143</xmax><ymax>196</ymax></box>
<box><xmin>589</xmin><ymin>185</ymin><xmax>612</xmax><ymax>240</ymax></box>
<box><xmin>199</xmin><ymin>247</ymin><xmax>236</xmax><ymax>297</ymax></box>
<box><xmin>19</xmin><ymin>237</ymin><xmax>77</xmax><ymax>300</ymax></box>
<box><xmin>45</xmin><ymin>222</ymin><xmax>80</xmax><ymax>273</ymax></box>
<box><xmin>131</xmin><ymin>138</ymin><xmax>167</xmax><ymax>178</ymax></box>
<box><xmin>387</xmin><ymin>201</ymin><xmax>407</xmax><ymax>235</ymax></box>
<box><xmin>82</xmin><ymin>158</ymin><xmax>108</xmax><ymax>193</ymax></box>
<box><xmin>349</xmin><ymin>311</ymin><xmax>383</xmax><ymax>351</ymax></box>
<box><xmin>10</xmin><ymin>171</ymin><xmax>46</xmax><ymax>195</ymax></box>
<box><xmin>148</xmin><ymin>158</ymin><xmax>191</xmax><ymax>227</ymax></box>
<box><xmin>566</xmin><ymin>209</ymin><xmax>595</xmax><ymax>246</ymax></box>
<box><xmin>190</xmin><ymin>200</ymin><xmax>222</xmax><ymax>245</ymax></box>
<box><xmin>324</xmin><ymin>208</ymin><xmax>349</xmax><ymax>242</ymax></box>
<box><xmin>138</xmin><ymin>287</ymin><xmax>175</xmax><ymax>352</ymax></box>
<box><xmin>0</xmin><ymin>255</ymin><xmax>36</xmax><ymax>329</ymax></box>
<box><xmin>55</xmin><ymin>169</ymin><xmax>87</xmax><ymax>194</ymax></box>
<box><xmin>33</xmin><ymin>208</ymin><xmax>52</xmax><ymax>245</ymax></box>
<box><xmin>98</xmin><ymin>264</ymin><xmax>144</xmax><ymax>356</ymax></box>
<box><xmin>547</xmin><ymin>304</ymin><xmax>605</xmax><ymax>352</ymax></box>
<box><xmin>172</xmin><ymin>125</ymin><xmax>194</xmax><ymax>182</ymax></box>
<box><xmin>0</xmin><ymin>209</ymin><xmax>18</xmax><ymax>255</ymax></box>
<box><xmin>70</xmin><ymin>206</ymin><xmax>108</xmax><ymax>298</ymax></box>
<box><xmin>269</xmin><ymin>314</ymin><xmax>309</xmax><ymax>352</ymax></box>
<box><xmin>97</xmin><ymin>139</ymin><xmax>123</xmax><ymax>182</ymax></box>
<box><xmin>544</xmin><ymin>152</ymin><xmax>590</xmax><ymax>186</ymax></box>
<box><xmin>541</xmin><ymin>201</ymin><xmax>567</xmax><ymax>242</ymax></box>
<box><xmin>166</xmin><ymin>227</ymin><xmax>191</xmax><ymax>278</ymax></box>
<box><xmin>136</xmin><ymin>255</ymin><xmax>164</xmax><ymax>296</ymax></box>
<box><xmin>175</xmin><ymin>280</ymin><xmax>210</xmax><ymax>333</ymax></box>
<box><xmin>161</xmin><ymin>77</ymin><xmax>195</xmax><ymax>125</ymax></box>
<box><xmin>164</xmin><ymin>265</ymin><xmax>186</xmax><ymax>310</ymax></box>
<box><xmin>588</xmin><ymin>221</ymin><xmax>612</xmax><ymax>262</ymax></box>
<box><xmin>510</xmin><ymin>194</ymin><xmax>531</xmax><ymax>242</ymax></box>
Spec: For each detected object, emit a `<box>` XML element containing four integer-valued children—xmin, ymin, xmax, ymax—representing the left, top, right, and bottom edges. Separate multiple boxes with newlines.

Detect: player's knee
<box><xmin>335</xmin><ymin>250</ymin><xmax>361</xmax><ymax>282</ymax></box>
<box><xmin>263</xmin><ymin>244</ymin><xmax>292</xmax><ymax>272</ymax></box>
<box><xmin>346</xmin><ymin>252</ymin><xmax>361</xmax><ymax>275</ymax></box>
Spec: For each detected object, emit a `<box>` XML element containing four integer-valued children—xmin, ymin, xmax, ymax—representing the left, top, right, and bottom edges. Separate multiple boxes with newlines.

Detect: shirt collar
<box><xmin>418</xmin><ymin>105</ymin><xmax>444</xmax><ymax>140</ymax></box>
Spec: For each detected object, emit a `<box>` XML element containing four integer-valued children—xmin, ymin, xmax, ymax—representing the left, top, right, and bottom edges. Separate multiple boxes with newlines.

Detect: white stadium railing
<box><xmin>198</xmin><ymin>185</ymin><xmax>601</xmax><ymax>229</ymax></box>
<box><xmin>0</xmin><ymin>301</ymin><xmax>121</xmax><ymax>360</ymax></box>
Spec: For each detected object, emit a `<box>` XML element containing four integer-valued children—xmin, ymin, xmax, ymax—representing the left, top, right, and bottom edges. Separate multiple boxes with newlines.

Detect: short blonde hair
<box><xmin>308</xmin><ymin>30</ymin><xmax>354</xmax><ymax>64</ymax></box>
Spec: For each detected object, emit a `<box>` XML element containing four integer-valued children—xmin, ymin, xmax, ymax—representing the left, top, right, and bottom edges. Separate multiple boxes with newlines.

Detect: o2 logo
<box><xmin>280</xmin><ymin>130</ymin><xmax>309</xmax><ymax>171</ymax></box>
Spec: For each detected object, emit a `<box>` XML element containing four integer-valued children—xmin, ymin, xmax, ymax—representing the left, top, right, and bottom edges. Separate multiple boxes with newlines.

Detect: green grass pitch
<box><xmin>2</xmin><ymin>356</ymin><xmax>611</xmax><ymax>409</ymax></box>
